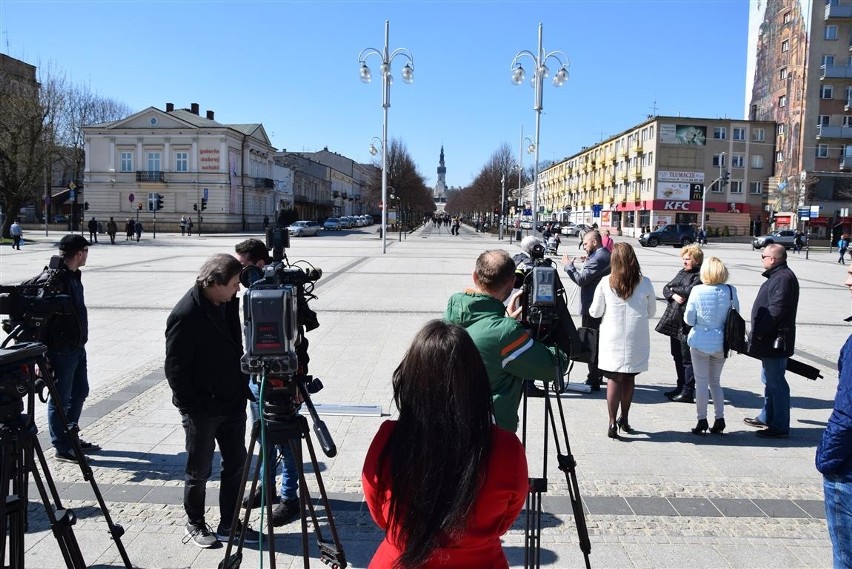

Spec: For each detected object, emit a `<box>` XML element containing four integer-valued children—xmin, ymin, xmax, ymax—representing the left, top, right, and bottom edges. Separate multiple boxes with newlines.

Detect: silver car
<box><xmin>289</xmin><ymin>221</ymin><xmax>321</xmax><ymax>237</ymax></box>
<box><xmin>751</xmin><ymin>230</ymin><xmax>797</xmax><ymax>249</ymax></box>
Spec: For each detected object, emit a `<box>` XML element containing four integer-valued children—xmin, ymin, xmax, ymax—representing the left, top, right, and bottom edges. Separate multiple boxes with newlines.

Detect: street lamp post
<box><xmin>511</xmin><ymin>23</ymin><xmax>569</xmax><ymax>238</ymax></box>
<box><xmin>359</xmin><ymin>20</ymin><xmax>414</xmax><ymax>254</ymax></box>
<box><xmin>702</xmin><ymin>152</ymin><xmax>724</xmax><ymax>236</ymax></box>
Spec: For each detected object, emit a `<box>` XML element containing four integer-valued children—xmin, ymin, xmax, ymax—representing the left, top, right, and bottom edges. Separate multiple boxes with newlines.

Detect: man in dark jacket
<box><xmin>48</xmin><ymin>234</ymin><xmax>101</xmax><ymax>462</ymax></box>
<box><xmin>816</xmin><ymin>265</ymin><xmax>852</xmax><ymax>568</ymax></box>
<box><xmin>165</xmin><ymin>254</ymin><xmax>258</xmax><ymax>548</ymax></box>
<box><xmin>562</xmin><ymin>230</ymin><xmax>611</xmax><ymax>391</ymax></box>
<box><xmin>745</xmin><ymin>244</ymin><xmax>799</xmax><ymax>437</ymax></box>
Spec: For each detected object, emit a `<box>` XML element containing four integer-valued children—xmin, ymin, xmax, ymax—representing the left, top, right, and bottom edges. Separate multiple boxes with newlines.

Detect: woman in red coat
<box><xmin>362</xmin><ymin>320</ymin><xmax>528</xmax><ymax>568</ymax></box>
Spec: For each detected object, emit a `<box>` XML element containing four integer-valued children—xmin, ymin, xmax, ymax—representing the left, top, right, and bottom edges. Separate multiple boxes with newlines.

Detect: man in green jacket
<box><xmin>444</xmin><ymin>249</ymin><xmax>568</xmax><ymax>432</ymax></box>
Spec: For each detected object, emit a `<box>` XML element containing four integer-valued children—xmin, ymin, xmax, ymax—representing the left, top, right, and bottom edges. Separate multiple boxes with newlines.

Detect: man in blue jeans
<box><xmin>816</xmin><ymin>264</ymin><xmax>852</xmax><ymax>569</ymax></box>
<box><xmin>744</xmin><ymin>244</ymin><xmax>799</xmax><ymax>438</ymax></box>
<box><xmin>47</xmin><ymin>234</ymin><xmax>101</xmax><ymax>462</ymax></box>
<box><xmin>234</xmin><ymin>238</ymin><xmax>300</xmax><ymax>527</ymax></box>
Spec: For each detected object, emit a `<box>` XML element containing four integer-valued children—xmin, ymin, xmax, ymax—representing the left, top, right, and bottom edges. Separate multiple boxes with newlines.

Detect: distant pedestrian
<box><xmin>263</xmin><ymin>215</ymin><xmax>270</xmax><ymax>230</ymax></box>
<box><xmin>601</xmin><ymin>229</ymin><xmax>614</xmax><ymax>253</ymax></box>
<box><xmin>839</xmin><ymin>235</ymin><xmax>849</xmax><ymax>265</ymax></box>
<box><xmin>135</xmin><ymin>221</ymin><xmax>144</xmax><ymax>242</ymax></box>
<box><xmin>794</xmin><ymin>231</ymin><xmax>805</xmax><ymax>254</ymax></box>
<box><xmin>106</xmin><ymin>217</ymin><xmax>118</xmax><ymax>245</ymax></box>
<box><xmin>698</xmin><ymin>228</ymin><xmax>707</xmax><ymax>246</ymax></box>
<box><xmin>187</xmin><ymin>217</ymin><xmax>194</xmax><ymax>236</ymax></box>
<box><xmin>180</xmin><ymin>216</ymin><xmax>187</xmax><ymax>236</ymax></box>
<box><xmin>88</xmin><ymin>217</ymin><xmax>98</xmax><ymax>243</ymax></box>
<box><xmin>10</xmin><ymin>218</ymin><xmax>23</xmax><ymax>250</ymax></box>
<box><xmin>125</xmin><ymin>219</ymin><xmax>134</xmax><ymax>241</ymax></box>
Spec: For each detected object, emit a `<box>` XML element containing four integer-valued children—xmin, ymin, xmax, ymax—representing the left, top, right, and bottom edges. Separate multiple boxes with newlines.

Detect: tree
<box><xmin>445</xmin><ymin>143</ymin><xmax>528</xmax><ymax>216</ymax></box>
<box><xmin>366</xmin><ymin>138</ymin><xmax>434</xmax><ymax>222</ymax></box>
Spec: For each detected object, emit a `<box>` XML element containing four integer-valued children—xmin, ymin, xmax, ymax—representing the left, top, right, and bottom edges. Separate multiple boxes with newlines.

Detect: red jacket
<box><xmin>362</xmin><ymin>421</ymin><xmax>528</xmax><ymax>568</ymax></box>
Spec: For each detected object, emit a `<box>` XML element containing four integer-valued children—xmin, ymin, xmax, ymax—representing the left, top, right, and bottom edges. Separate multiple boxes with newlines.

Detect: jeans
<box><xmin>181</xmin><ymin>411</ymin><xmax>247</xmax><ymax>528</ymax></box>
<box><xmin>671</xmin><ymin>335</ymin><xmax>695</xmax><ymax>393</ymax></box>
<box><xmin>47</xmin><ymin>348</ymin><xmax>89</xmax><ymax>453</ymax></box>
<box><xmin>582</xmin><ymin>313</ymin><xmax>603</xmax><ymax>384</ymax></box>
<box><xmin>760</xmin><ymin>357</ymin><xmax>790</xmax><ymax>433</ymax></box>
<box><xmin>824</xmin><ymin>471</ymin><xmax>852</xmax><ymax>569</ymax></box>
<box><xmin>690</xmin><ymin>348</ymin><xmax>725</xmax><ymax>421</ymax></box>
<box><xmin>249</xmin><ymin>380</ymin><xmax>298</xmax><ymax>501</ymax></box>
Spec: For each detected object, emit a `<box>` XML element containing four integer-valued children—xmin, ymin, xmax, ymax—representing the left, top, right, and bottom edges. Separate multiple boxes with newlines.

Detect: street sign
<box><xmin>797</xmin><ymin>207</ymin><xmax>810</xmax><ymax>219</ymax></box>
<box><xmin>810</xmin><ymin>205</ymin><xmax>820</xmax><ymax>217</ymax></box>
<box><xmin>129</xmin><ymin>193</ymin><xmax>135</xmax><ymax>203</ymax></box>
<box><xmin>44</xmin><ymin>195</ymin><xmax>51</xmax><ymax>205</ymax></box>
<box><xmin>203</xmin><ymin>187</ymin><xmax>209</xmax><ymax>200</ymax></box>
<box><xmin>69</xmin><ymin>190</ymin><xmax>76</xmax><ymax>201</ymax></box>
<box><xmin>690</xmin><ymin>183</ymin><xmax>704</xmax><ymax>201</ymax></box>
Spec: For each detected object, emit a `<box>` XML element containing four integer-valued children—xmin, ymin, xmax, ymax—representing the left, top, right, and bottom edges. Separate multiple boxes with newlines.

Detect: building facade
<box><xmin>537</xmin><ymin>116</ymin><xmax>776</xmax><ymax>238</ymax></box>
<box><xmin>83</xmin><ymin>103</ymin><xmax>280</xmax><ymax>232</ymax></box>
<box><xmin>746</xmin><ymin>0</ymin><xmax>852</xmax><ymax>237</ymax></box>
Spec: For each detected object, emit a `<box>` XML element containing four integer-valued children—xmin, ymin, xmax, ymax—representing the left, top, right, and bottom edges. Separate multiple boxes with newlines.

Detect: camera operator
<box><xmin>562</xmin><ymin>229</ymin><xmax>611</xmax><ymax>392</ymax></box>
<box><xmin>444</xmin><ymin>249</ymin><xmax>568</xmax><ymax>433</ymax></box>
<box><xmin>47</xmin><ymin>234</ymin><xmax>101</xmax><ymax>462</ymax></box>
<box><xmin>165</xmin><ymin>254</ymin><xmax>259</xmax><ymax>548</ymax></box>
<box><xmin>233</xmin><ymin>238</ymin><xmax>301</xmax><ymax>527</ymax></box>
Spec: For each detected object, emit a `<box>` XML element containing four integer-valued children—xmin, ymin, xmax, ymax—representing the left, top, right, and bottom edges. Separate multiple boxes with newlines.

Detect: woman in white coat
<box><xmin>590</xmin><ymin>243</ymin><xmax>657</xmax><ymax>439</ymax></box>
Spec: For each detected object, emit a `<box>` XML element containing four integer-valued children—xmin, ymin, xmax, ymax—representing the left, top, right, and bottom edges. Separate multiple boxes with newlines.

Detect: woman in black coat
<box><xmin>655</xmin><ymin>244</ymin><xmax>703</xmax><ymax>402</ymax></box>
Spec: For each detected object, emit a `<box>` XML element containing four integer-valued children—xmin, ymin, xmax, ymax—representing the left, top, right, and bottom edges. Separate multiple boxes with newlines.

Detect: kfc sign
<box><xmin>663</xmin><ymin>201</ymin><xmax>691</xmax><ymax>210</ymax></box>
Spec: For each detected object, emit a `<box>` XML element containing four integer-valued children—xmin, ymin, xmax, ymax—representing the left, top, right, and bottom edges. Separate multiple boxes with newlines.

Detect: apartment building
<box><xmin>538</xmin><ymin>116</ymin><xmax>776</xmax><ymax>238</ymax></box>
<box><xmin>83</xmin><ymin>103</ymin><xmax>281</xmax><ymax>232</ymax></box>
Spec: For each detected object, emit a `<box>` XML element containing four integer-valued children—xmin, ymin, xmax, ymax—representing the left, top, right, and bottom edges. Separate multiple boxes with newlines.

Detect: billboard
<box><xmin>656</xmin><ymin>181</ymin><xmax>692</xmax><ymax>201</ymax></box>
<box><xmin>659</xmin><ymin>124</ymin><xmax>707</xmax><ymax>146</ymax></box>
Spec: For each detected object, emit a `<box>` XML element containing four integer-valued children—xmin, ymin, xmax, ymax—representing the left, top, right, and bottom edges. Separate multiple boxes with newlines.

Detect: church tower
<box><xmin>434</xmin><ymin>145</ymin><xmax>447</xmax><ymax>202</ymax></box>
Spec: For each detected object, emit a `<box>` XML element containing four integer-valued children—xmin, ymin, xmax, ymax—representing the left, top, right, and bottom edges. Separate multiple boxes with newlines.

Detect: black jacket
<box><xmin>45</xmin><ymin>263</ymin><xmax>87</xmax><ymax>351</ymax></box>
<box><xmin>657</xmin><ymin>267</ymin><xmax>701</xmax><ymax>337</ymax></box>
<box><xmin>164</xmin><ymin>285</ymin><xmax>250</xmax><ymax>416</ymax></box>
<box><xmin>749</xmin><ymin>262</ymin><xmax>799</xmax><ymax>358</ymax></box>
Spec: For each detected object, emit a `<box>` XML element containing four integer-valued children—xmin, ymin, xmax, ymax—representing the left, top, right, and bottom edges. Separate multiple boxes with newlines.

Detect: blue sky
<box><xmin>1</xmin><ymin>0</ymin><xmax>750</xmax><ymax>188</ymax></box>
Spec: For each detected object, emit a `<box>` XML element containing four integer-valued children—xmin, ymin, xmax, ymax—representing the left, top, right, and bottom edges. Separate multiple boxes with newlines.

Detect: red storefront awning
<box><xmin>808</xmin><ymin>216</ymin><xmax>830</xmax><ymax>225</ymax></box>
<box><xmin>775</xmin><ymin>215</ymin><xmax>791</xmax><ymax>224</ymax></box>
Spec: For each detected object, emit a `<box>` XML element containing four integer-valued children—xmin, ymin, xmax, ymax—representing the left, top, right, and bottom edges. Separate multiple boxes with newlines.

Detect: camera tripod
<box><xmin>520</xmin><ymin>348</ymin><xmax>592</xmax><ymax>569</ymax></box>
<box><xmin>0</xmin><ymin>341</ymin><xmax>132</xmax><ymax>569</ymax></box>
<box><xmin>219</xmin><ymin>375</ymin><xmax>346</xmax><ymax>569</ymax></box>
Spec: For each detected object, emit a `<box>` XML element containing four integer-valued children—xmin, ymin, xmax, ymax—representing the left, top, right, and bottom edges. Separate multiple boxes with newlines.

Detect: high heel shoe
<box><xmin>709</xmin><ymin>418</ymin><xmax>726</xmax><ymax>434</ymax></box>
<box><xmin>607</xmin><ymin>423</ymin><xmax>619</xmax><ymax>439</ymax></box>
<box><xmin>617</xmin><ymin>416</ymin><xmax>634</xmax><ymax>434</ymax></box>
<box><xmin>691</xmin><ymin>418</ymin><xmax>709</xmax><ymax>435</ymax></box>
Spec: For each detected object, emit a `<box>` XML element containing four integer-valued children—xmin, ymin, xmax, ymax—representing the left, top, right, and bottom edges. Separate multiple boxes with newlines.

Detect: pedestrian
<box><xmin>187</xmin><ymin>217</ymin><xmax>194</xmax><ymax>236</ymax></box>
<box><xmin>125</xmin><ymin>218</ymin><xmax>134</xmax><ymax>241</ymax></box>
<box><xmin>362</xmin><ymin>320</ymin><xmax>527</xmax><ymax>568</ymax></box>
<box><xmin>180</xmin><ymin>216</ymin><xmax>187</xmax><ymax>236</ymax></box>
<box><xmin>263</xmin><ymin>215</ymin><xmax>270</xmax><ymax>230</ymax></box>
<box><xmin>744</xmin><ymin>244</ymin><xmax>800</xmax><ymax>438</ymax></box>
<box><xmin>601</xmin><ymin>229</ymin><xmax>614</xmax><ymax>252</ymax></box>
<box><xmin>589</xmin><ymin>243</ymin><xmax>656</xmax><ymax>439</ymax></box>
<box><xmin>10</xmin><ymin>218</ymin><xmax>23</xmax><ymax>250</ymax></box>
<box><xmin>684</xmin><ymin>257</ymin><xmax>739</xmax><ymax>435</ymax></box>
<box><xmin>562</xmin><ymin>229</ymin><xmax>612</xmax><ymax>391</ymax></box>
<box><xmin>698</xmin><ymin>227</ymin><xmax>707</xmax><ymax>246</ymax></box>
<box><xmin>815</xmin><ymin>263</ymin><xmax>852</xmax><ymax>569</ymax></box>
<box><xmin>165</xmin><ymin>254</ymin><xmax>259</xmax><ymax>548</ymax></box>
<box><xmin>794</xmin><ymin>230</ymin><xmax>804</xmax><ymax>254</ymax></box>
<box><xmin>87</xmin><ymin>217</ymin><xmax>98</xmax><ymax>243</ymax></box>
<box><xmin>656</xmin><ymin>245</ymin><xmax>703</xmax><ymax>404</ymax></box>
<box><xmin>134</xmin><ymin>220</ymin><xmax>144</xmax><ymax>242</ymax></box>
<box><xmin>838</xmin><ymin>234</ymin><xmax>849</xmax><ymax>265</ymax></box>
<box><xmin>48</xmin><ymin>234</ymin><xmax>101</xmax><ymax>461</ymax></box>
<box><xmin>106</xmin><ymin>217</ymin><xmax>117</xmax><ymax>245</ymax></box>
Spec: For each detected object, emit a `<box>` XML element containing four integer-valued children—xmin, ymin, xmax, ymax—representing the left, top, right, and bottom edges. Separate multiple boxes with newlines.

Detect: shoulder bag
<box><xmin>723</xmin><ymin>285</ymin><xmax>747</xmax><ymax>358</ymax></box>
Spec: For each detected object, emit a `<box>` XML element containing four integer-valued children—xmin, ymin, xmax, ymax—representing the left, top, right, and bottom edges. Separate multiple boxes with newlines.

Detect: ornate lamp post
<box><xmin>511</xmin><ymin>23</ymin><xmax>569</xmax><ymax>237</ymax></box>
<box><xmin>359</xmin><ymin>20</ymin><xmax>414</xmax><ymax>254</ymax></box>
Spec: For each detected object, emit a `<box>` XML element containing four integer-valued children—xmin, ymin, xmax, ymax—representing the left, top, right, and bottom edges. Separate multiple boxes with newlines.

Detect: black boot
<box><xmin>671</xmin><ymin>389</ymin><xmax>695</xmax><ymax>404</ymax></box>
<box><xmin>710</xmin><ymin>418</ymin><xmax>726</xmax><ymax>434</ymax></box>
<box><xmin>691</xmin><ymin>418</ymin><xmax>709</xmax><ymax>435</ymax></box>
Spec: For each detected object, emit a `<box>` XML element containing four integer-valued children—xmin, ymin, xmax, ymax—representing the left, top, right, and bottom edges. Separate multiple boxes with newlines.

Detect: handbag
<box><xmin>654</xmin><ymin>301</ymin><xmax>683</xmax><ymax>338</ymax></box>
<box><xmin>723</xmin><ymin>285</ymin><xmax>747</xmax><ymax>357</ymax></box>
<box><xmin>573</xmin><ymin>327</ymin><xmax>598</xmax><ymax>364</ymax></box>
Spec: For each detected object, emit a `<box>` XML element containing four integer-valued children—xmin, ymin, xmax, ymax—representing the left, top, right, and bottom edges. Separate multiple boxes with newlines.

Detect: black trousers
<box><xmin>670</xmin><ymin>335</ymin><xmax>695</xmax><ymax>393</ymax></box>
<box><xmin>582</xmin><ymin>312</ymin><xmax>603</xmax><ymax>384</ymax></box>
<box><xmin>181</xmin><ymin>410</ymin><xmax>247</xmax><ymax>528</ymax></box>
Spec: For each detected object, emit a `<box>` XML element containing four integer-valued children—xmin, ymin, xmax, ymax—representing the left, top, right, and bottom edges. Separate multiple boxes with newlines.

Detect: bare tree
<box><xmin>367</xmin><ymin>138</ymin><xmax>434</xmax><ymax>220</ymax></box>
<box><xmin>446</xmin><ymin>143</ymin><xmax>525</xmax><ymax>215</ymax></box>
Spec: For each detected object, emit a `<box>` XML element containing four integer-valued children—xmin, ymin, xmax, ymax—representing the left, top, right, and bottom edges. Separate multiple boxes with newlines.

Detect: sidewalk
<box><xmin>1</xmin><ymin>226</ymin><xmax>842</xmax><ymax>568</ymax></box>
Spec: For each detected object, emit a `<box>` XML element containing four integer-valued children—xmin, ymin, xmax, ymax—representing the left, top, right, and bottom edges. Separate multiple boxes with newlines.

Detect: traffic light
<box><xmin>156</xmin><ymin>193</ymin><xmax>164</xmax><ymax>210</ymax></box>
<box><xmin>193</xmin><ymin>203</ymin><xmax>198</xmax><ymax>211</ymax></box>
<box><xmin>84</xmin><ymin>201</ymin><xmax>89</xmax><ymax>211</ymax></box>
<box><xmin>137</xmin><ymin>202</ymin><xmax>143</xmax><ymax>210</ymax></box>
<box><xmin>201</xmin><ymin>197</ymin><xmax>208</xmax><ymax>211</ymax></box>
<box><xmin>721</xmin><ymin>172</ymin><xmax>730</xmax><ymax>188</ymax></box>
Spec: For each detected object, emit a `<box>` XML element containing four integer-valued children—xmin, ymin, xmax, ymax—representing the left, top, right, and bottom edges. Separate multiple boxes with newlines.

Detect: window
<box><xmin>826</xmin><ymin>25</ymin><xmax>838</xmax><ymax>40</ymax></box>
<box><xmin>846</xmin><ymin>86</ymin><xmax>852</xmax><ymax>103</ymax></box>
<box><xmin>120</xmin><ymin>152</ymin><xmax>133</xmax><ymax>172</ymax></box>
<box><xmin>821</xmin><ymin>84</ymin><xmax>834</xmax><ymax>99</ymax></box>
<box><xmin>818</xmin><ymin>114</ymin><xmax>831</xmax><ymax>127</ymax></box>
<box><xmin>732</xmin><ymin>154</ymin><xmax>745</xmax><ymax>168</ymax></box>
<box><xmin>175</xmin><ymin>151</ymin><xmax>188</xmax><ymax>172</ymax></box>
<box><xmin>751</xmin><ymin>155</ymin><xmax>764</xmax><ymax>168</ymax></box>
<box><xmin>147</xmin><ymin>192</ymin><xmax>158</xmax><ymax>212</ymax></box>
<box><xmin>822</xmin><ymin>54</ymin><xmax>836</xmax><ymax>67</ymax></box>
<box><xmin>844</xmin><ymin>116</ymin><xmax>852</xmax><ymax>128</ymax></box>
<box><xmin>711</xmin><ymin>180</ymin><xmax>724</xmax><ymax>193</ymax></box>
<box><xmin>753</xmin><ymin>128</ymin><xmax>766</xmax><ymax>142</ymax></box>
<box><xmin>782</xmin><ymin>39</ymin><xmax>789</xmax><ymax>52</ymax></box>
<box><xmin>779</xmin><ymin>94</ymin><xmax>787</xmax><ymax>107</ymax></box>
<box><xmin>779</xmin><ymin>67</ymin><xmax>787</xmax><ymax>81</ymax></box>
<box><xmin>730</xmin><ymin>181</ymin><xmax>743</xmax><ymax>194</ymax></box>
<box><xmin>777</xmin><ymin>123</ymin><xmax>786</xmax><ymax>136</ymax></box>
<box><xmin>147</xmin><ymin>152</ymin><xmax>161</xmax><ymax>173</ymax></box>
<box><xmin>817</xmin><ymin>144</ymin><xmax>829</xmax><ymax>158</ymax></box>
<box><xmin>776</xmin><ymin>151</ymin><xmax>784</xmax><ymax>162</ymax></box>
<box><xmin>733</xmin><ymin>127</ymin><xmax>746</xmax><ymax>141</ymax></box>
<box><xmin>750</xmin><ymin>181</ymin><xmax>763</xmax><ymax>194</ymax></box>
<box><xmin>713</xmin><ymin>154</ymin><xmax>727</xmax><ymax>167</ymax></box>
<box><xmin>713</xmin><ymin>127</ymin><xmax>727</xmax><ymax>139</ymax></box>
<box><xmin>783</xmin><ymin>11</ymin><xmax>792</xmax><ymax>24</ymax></box>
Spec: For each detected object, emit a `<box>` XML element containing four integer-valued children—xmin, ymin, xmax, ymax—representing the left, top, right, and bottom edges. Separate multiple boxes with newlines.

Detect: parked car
<box><xmin>323</xmin><ymin>217</ymin><xmax>341</xmax><ymax>231</ymax></box>
<box><xmin>752</xmin><ymin>230</ymin><xmax>797</xmax><ymax>249</ymax></box>
<box><xmin>520</xmin><ymin>220</ymin><xmax>533</xmax><ymax>230</ymax></box>
<box><xmin>52</xmin><ymin>214</ymin><xmax>68</xmax><ymax>223</ymax></box>
<box><xmin>338</xmin><ymin>216</ymin><xmax>353</xmax><ymax>229</ymax></box>
<box><xmin>561</xmin><ymin>223</ymin><xmax>579</xmax><ymax>236</ymax></box>
<box><xmin>288</xmin><ymin>220</ymin><xmax>321</xmax><ymax>237</ymax></box>
<box><xmin>638</xmin><ymin>223</ymin><xmax>697</xmax><ymax>247</ymax></box>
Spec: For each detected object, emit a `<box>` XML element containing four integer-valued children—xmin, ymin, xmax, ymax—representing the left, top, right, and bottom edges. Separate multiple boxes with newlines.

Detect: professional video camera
<box><xmin>0</xmin><ymin>256</ymin><xmax>73</xmax><ymax>343</ymax></box>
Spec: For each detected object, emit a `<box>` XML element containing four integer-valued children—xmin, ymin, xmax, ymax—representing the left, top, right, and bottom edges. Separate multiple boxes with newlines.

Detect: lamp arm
<box><xmin>358</xmin><ymin>48</ymin><xmax>383</xmax><ymax>63</ymax></box>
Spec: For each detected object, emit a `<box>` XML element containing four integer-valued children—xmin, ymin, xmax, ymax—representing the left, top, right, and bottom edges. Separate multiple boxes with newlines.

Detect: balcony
<box><xmin>630</xmin><ymin>140</ymin><xmax>643</xmax><ymax>154</ymax></box>
<box><xmin>294</xmin><ymin>194</ymin><xmax>310</xmax><ymax>203</ymax></box>
<box><xmin>253</xmin><ymin>177</ymin><xmax>274</xmax><ymax>188</ymax></box>
<box><xmin>821</xmin><ymin>64</ymin><xmax>852</xmax><ymax>80</ymax></box>
<box><xmin>825</xmin><ymin>3</ymin><xmax>852</xmax><ymax>20</ymax></box>
<box><xmin>135</xmin><ymin>171</ymin><xmax>165</xmax><ymax>183</ymax></box>
<box><xmin>631</xmin><ymin>165</ymin><xmax>643</xmax><ymax>179</ymax></box>
<box><xmin>817</xmin><ymin>125</ymin><xmax>852</xmax><ymax>139</ymax></box>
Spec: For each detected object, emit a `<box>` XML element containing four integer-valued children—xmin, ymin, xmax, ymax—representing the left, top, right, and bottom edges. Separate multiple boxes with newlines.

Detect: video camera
<box><xmin>0</xmin><ymin>256</ymin><xmax>72</xmax><ymax>344</ymax></box>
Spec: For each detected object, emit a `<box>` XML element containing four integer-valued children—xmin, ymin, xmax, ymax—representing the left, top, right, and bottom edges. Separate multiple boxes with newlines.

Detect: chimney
<box><xmin>206</xmin><ymin>110</ymin><xmax>215</xmax><ymax>120</ymax></box>
<box><xmin>190</xmin><ymin>102</ymin><xmax>199</xmax><ymax>115</ymax></box>
<box><xmin>166</xmin><ymin>102</ymin><xmax>174</xmax><ymax>112</ymax></box>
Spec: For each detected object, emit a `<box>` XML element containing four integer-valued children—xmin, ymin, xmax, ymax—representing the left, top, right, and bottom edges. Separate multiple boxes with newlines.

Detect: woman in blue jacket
<box><xmin>683</xmin><ymin>257</ymin><xmax>739</xmax><ymax>435</ymax></box>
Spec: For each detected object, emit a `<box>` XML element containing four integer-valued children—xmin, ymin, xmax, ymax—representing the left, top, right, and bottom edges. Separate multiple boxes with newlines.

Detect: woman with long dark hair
<box><xmin>589</xmin><ymin>243</ymin><xmax>656</xmax><ymax>439</ymax></box>
<box><xmin>362</xmin><ymin>320</ymin><xmax>528</xmax><ymax>568</ymax></box>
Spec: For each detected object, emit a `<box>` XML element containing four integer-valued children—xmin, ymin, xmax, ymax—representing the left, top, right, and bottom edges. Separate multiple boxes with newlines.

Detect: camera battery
<box><xmin>244</xmin><ymin>287</ymin><xmax>297</xmax><ymax>357</ymax></box>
